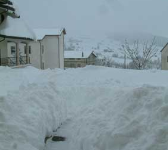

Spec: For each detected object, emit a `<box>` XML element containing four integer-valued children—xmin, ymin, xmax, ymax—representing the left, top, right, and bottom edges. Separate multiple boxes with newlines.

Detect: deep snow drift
<box><xmin>0</xmin><ymin>66</ymin><xmax>168</xmax><ymax>150</ymax></box>
<box><xmin>47</xmin><ymin>66</ymin><xmax>168</xmax><ymax>150</ymax></box>
<box><xmin>0</xmin><ymin>67</ymin><xmax>67</xmax><ymax>150</ymax></box>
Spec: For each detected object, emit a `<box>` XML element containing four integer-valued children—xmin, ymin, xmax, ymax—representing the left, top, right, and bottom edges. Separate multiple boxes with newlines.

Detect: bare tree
<box><xmin>120</xmin><ymin>37</ymin><xmax>158</xmax><ymax>70</ymax></box>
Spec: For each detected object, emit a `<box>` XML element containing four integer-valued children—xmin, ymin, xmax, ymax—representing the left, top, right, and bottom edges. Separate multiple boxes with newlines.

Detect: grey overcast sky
<box><xmin>13</xmin><ymin>0</ymin><xmax>168</xmax><ymax>38</ymax></box>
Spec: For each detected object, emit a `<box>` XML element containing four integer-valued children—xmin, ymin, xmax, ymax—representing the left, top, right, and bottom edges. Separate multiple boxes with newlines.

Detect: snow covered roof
<box><xmin>33</xmin><ymin>28</ymin><xmax>66</xmax><ymax>40</ymax></box>
<box><xmin>0</xmin><ymin>16</ymin><xmax>35</xmax><ymax>40</ymax></box>
<box><xmin>64</xmin><ymin>51</ymin><xmax>96</xmax><ymax>59</ymax></box>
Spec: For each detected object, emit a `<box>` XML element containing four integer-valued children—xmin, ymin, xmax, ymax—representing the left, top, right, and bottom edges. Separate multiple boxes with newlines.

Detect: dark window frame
<box><xmin>11</xmin><ymin>46</ymin><xmax>16</xmax><ymax>54</ymax></box>
<box><xmin>42</xmin><ymin>45</ymin><xmax>44</xmax><ymax>54</ymax></box>
<box><xmin>24</xmin><ymin>46</ymin><xmax>31</xmax><ymax>54</ymax></box>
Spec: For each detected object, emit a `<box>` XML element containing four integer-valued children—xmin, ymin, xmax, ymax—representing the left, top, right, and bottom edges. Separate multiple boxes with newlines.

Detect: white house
<box><xmin>0</xmin><ymin>16</ymin><xmax>35</xmax><ymax>66</ymax></box>
<box><xmin>0</xmin><ymin>16</ymin><xmax>66</xmax><ymax>69</ymax></box>
<box><xmin>30</xmin><ymin>28</ymin><xmax>66</xmax><ymax>69</ymax></box>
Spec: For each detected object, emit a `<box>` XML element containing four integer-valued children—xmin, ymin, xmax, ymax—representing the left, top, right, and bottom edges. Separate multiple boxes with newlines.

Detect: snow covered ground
<box><xmin>1</xmin><ymin>66</ymin><xmax>168</xmax><ymax>150</ymax></box>
<box><xmin>0</xmin><ymin>67</ymin><xmax>67</xmax><ymax>150</ymax></box>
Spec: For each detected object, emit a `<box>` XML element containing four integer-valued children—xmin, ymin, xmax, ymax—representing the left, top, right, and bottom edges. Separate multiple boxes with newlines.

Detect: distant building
<box><xmin>64</xmin><ymin>51</ymin><xmax>97</xmax><ymax>68</ymax></box>
<box><xmin>161</xmin><ymin>43</ymin><xmax>168</xmax><ymax>70</ymax></box>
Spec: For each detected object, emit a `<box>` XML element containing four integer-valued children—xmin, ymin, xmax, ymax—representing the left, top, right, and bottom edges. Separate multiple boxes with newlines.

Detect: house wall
<box><xmin>161</xmin><ymin>45</ymin><xmax>168</xmax><ymax>70</ymax></box>
<box><xmin>64</xmin><ymin>58</ymin><xmax>87</xmax><ymax>68</ymax></box>
<box><xmin>29</xmin><ymin>42</ymin><xmax>41</xmax><ymax>69</ymax></box>
<box><xmin>59</xmin><ymin>32</ymin><xmax>64</xmax><ymax>69</ymax></box>
<box><xmin>87</xmin><ymin>53</ymin><xmax>97</xmax><ymax>65</ymax></box>
<box><xmin>29</xmin><ymin>34</ymin><xmax>65</xmax><ymax>70</ymax></box>
<box><xmin>0</xmin><ymin>33</ymin><xmax>65</xmax><ymax>69</ymax></box>
<box><xmin>64</xmin><ymin>53</ymin><xmax>97</xmax><ymax>68</ymax></box>
<box><xmin>41</xmin><ymin>36</ymin><xmax>60</xmax><ymax>69</ymax></box>
<box><xmin>7</xmin><ymin>42</ymin><xmax>26</xmax><ymax>57</ymax></box>
<box><xmin>0</xmin><ymin>40</ymin><xmax>7</xmax><ymax>58</ymax></box>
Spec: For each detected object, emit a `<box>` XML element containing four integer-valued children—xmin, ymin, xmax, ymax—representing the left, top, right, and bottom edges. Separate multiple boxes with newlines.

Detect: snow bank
<box><xmin>46</xmin><ymin>66</ymin><xmax>168</xmax><ymax>150</ymax></box>
<box><xmin>54</xmin><ymin>86</ymin><xmax>168</xmax><ymax>150</ymax></box>
<box><xmin>0</xmin><ymin>67</ymin><xmax>67</xmax><ymax>150</ymax></box>
<box><xmin>1</xmin><ymin>66</ymin><xmax>168</xmax><ymax>150</ymax></box>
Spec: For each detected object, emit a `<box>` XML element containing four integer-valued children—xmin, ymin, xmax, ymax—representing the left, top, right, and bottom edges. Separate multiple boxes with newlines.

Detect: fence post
<box><xmin>16</xmin><ymin>42</ymin><xmax>20</xmax><ymax>66</ymax></box>
<box><xmin>26</xmin><ymin>44</ymin><xmax>29</xmax><ymax>64</ymax></box>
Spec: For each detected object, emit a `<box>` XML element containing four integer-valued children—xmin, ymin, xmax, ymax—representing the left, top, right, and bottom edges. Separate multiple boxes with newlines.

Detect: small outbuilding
<box><xmin>64</xmin><ymin>51</ymin><xmax>97</xmax><ymax>68</ymax></box>
<box><xmin>161</xmin><ymin>43</ymin><xmax>168</xmax><ymax>70</ymax></box>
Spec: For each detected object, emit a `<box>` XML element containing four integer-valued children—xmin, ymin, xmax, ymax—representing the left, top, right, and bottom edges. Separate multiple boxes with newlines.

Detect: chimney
<box><xmin>82</xmin><ymin>52</ymin><xmax>84</xmax><ymax>57</ymax></box>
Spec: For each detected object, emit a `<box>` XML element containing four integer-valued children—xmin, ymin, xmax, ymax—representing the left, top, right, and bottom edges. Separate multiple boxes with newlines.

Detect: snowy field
<box><xmin>1</xmin><ymin>66</ymin><xmax>168</xmax><ymax>150</ymax></box>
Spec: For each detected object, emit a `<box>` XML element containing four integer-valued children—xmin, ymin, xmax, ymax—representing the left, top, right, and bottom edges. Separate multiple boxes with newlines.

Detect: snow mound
<box><xmin>46</xmin><ymin>66</ymin><xmax>168</xmax><ymax>150</ymax></box>
<box><xmin>0</xmin><ymin>67</ymin><xmax>67</xmax><ymax>150</ymax></box>
<box><xmin>1</xmin><ymin>66</ymin><xmax>168</xmax><ymax>150</ymax></box>
<box><xmin>63</xmin><ymin>86</ymin><xmax>167</xmax><ymax>150</ymax></box>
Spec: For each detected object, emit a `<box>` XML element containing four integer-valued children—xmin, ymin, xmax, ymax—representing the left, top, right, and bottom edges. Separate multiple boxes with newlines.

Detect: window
<box><xmin>70</xmin><ymin>63</ymin><xmax>75</xmax><ymax>68</ymax></box>
<box><xmin>42</xmin><ymin>45</ymin><xmax>44</xmax><ymax>54</ymax></box>
<box><xmin>24</xmin><ymin>46</ymin><xmax>31</xmax><ymax>54</ymax></box>
<box><xmin>29</xmin><ymin>46</ymin><xmax>31</xmax><ymax>54</ymax></box>
<box><xmin>24</xmin><ymin>46</ymin><xmax>26</xmax><ymax>54</ymax></box>
<box><xmin>167</xmin><ymin>56</ymin><xmax>168</xmax><ymax>62</ymax></box>
<box><xmin>11</xmin><ymin>46</ymin><xmax>16</xmax><ymax>54</ymax></box>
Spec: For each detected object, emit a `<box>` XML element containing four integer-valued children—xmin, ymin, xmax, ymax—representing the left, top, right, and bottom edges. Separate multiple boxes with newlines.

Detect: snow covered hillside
<box><xmin>65</xmin><ymin>35</ymin><xmax>162</xmax><ymax>68</ymax></box>
<box><xmin>1</xmin><ymin>66</ymin><xmax>168</xmax><ymax>150</ymax></box>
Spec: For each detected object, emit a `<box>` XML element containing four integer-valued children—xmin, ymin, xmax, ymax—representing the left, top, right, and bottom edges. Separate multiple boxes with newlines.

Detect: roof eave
<box><xmin>0</xmin><ymin>34</ymin><xmax>34</xmax><ymax>41</ymax></box>
<box><xmin>160</xmin><ymin>43</ymin><xmax>168</xmax><ymax>52</ymax></box>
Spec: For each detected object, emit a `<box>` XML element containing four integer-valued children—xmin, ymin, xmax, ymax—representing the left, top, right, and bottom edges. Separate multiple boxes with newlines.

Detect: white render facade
<box><xmin>0</xmin><ymin>5</ymin><xmax>66</xmax><ymax>70</ymax></box>
<box><xmin>161</xmin><ymin>43</ymin><xmax>168</xmax><ymax>70</ymax></box>
<box><xmin>4</xmin><ymin>31</ymin><xmax>65</xmax><ymax>69</ymax></box>
<box><xmin>30</xmin><ymin>31</ymin><xmax>65</xmax><ymax>70</ymax></box>
<box><xmin>0</xmin><ymin>16</ymin><xmax>66</xmax><ymax>69</ymax></box>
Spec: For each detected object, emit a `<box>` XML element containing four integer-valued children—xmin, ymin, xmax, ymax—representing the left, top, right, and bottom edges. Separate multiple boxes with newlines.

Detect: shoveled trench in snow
<box><xmin>46</xmin><ymin>66</ymin><xmax>168</xmax><ymax>150</ymax></box>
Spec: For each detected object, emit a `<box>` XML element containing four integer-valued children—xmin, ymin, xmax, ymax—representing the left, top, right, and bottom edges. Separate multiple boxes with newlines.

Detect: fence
<box><xmin>0</xmin><ymin>56</ymin><xmax>27</xmax><ymax>66</ymax></box>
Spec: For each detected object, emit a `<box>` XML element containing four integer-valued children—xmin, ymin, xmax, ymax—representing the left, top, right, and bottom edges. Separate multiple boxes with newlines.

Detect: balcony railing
<box><xmin>0</xmin><ymin>56</ymin><xmax>27</xmax><ymax>66</ymax></box>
